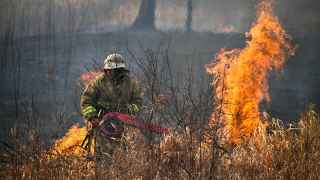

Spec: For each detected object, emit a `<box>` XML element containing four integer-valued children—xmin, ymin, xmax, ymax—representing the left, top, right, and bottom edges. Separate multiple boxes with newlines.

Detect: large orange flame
<box><xmin>206</xmin><ymin>1</ymin><xmax>295</xmax><ymax>144</ymax></box>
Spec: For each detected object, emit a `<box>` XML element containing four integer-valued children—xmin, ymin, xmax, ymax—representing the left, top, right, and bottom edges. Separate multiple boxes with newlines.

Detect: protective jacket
<box><xmin>80</xmin><ymin>72</ymin><xmax>142</xmax><ymax>120</ymax></box>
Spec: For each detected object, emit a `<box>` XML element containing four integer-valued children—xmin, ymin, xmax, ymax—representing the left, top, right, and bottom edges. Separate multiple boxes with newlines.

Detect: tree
<box><xmin>132</xmin><ymin>0</ymin><xmax>156</xmax><ymax>30</ymax></box>
<box><xmin>185</xmin><ymin>0</ymin><xmax>193</xmax><ymax>32</ymax></box>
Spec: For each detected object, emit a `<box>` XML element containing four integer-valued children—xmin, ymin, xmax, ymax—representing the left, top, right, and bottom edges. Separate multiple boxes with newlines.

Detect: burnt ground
<box><xmin>0</xmin><ymin>31</ymin><xmax>319</xmax><ymax>139</ymax></box>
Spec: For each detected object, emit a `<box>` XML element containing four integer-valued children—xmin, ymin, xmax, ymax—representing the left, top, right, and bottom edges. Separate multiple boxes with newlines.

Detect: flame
<box><xmin>205</xmin><ymin>1</ymin><xmax>295</xmax><ymax>144</ymax></box>
<box><xmin>80</xmin><ymin>71</ymin><xmax>101</xmax><ymax>83</ymax></box>
<box><xmin>51</xmin><ymin>124</ymin><xmax>88</xmax><ymax>157</ymax></box>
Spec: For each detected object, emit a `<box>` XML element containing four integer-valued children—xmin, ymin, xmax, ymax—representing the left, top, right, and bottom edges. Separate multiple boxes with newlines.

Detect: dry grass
<box><xmin>1</xmin><ymin>105</ymin><xmax>320</xmax><ymax>179</ymax></box>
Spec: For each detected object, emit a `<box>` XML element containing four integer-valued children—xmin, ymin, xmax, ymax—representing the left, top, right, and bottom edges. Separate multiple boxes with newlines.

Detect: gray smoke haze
<box><xmin>0</xmin><ymin>0</ymin><xmax>319</xmax><ymax>37</ymax></box>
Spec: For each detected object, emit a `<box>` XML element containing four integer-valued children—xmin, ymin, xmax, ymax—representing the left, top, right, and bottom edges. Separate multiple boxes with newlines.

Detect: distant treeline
<box><xmin>0</xmin><ymin>0</ymin><xmax>319</xmax><ymax>38</ymax></box>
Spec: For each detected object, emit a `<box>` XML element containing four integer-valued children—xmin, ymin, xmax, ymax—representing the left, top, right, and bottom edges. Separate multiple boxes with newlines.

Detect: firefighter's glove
<box><xmin>128</xmin><ymin>104</ymin><xmax>140</xmax><ymax>114</ymax></box>
<box><xmin>82</xmin><ymin>106</ymin><xmax>97</xmax><ymax>119</ymax></box>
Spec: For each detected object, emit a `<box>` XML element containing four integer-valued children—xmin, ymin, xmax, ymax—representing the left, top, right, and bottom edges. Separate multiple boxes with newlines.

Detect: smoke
<box><xmin>0</xmin><ymin>0</ymin><xmax>319</xmax><ymax>36</ymax></box>
<box><xmin>274</xmin><ymin>0</ymin><xmax>320</xmax><ymax>34</ymax></box>
<box><xmin>192</xmin><ymin>0</ymin><xmax>255</xmax><ymax>32</ymax></box>
<box><xmin>155</xmin><ymin>0</ymin><xmax>187</xmax><ymax>30</ymax></box>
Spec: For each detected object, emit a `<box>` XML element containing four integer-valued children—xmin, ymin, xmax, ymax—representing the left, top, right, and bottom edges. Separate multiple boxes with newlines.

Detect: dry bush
<box><xmin>223</xmin><ymin>105</ymin><xmax>320</xmax><ymax>179</ymax></box>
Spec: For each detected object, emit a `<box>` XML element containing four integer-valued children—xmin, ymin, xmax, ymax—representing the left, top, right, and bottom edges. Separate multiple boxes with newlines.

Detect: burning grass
<box><xmin>205</xmin><ymin>1</ymin><xmax>296</xmax><ymax>144</ymax></box>
<box><xmin>1</xmin><ymin>106</ymin><xmax>320</xmax><ymax>179</ymax></box>
<box><xmin>50</xmin><ymin>124</ymin><xmax>87</xmax><ymax>157</ymax></box>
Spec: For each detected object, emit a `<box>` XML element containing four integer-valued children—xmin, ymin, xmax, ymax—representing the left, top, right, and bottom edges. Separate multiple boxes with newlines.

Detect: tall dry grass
<box><xmin>1</xmin><ymin>105</ymin><xmax>320</xmax><ymax>179</ymax></box>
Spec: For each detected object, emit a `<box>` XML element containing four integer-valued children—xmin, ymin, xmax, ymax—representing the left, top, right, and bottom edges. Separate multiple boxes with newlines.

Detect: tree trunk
<box><xmin>185</xmin><ymin>0</ymin><xmax>193</xmax><ymax>32</ymax></box>
<box><xmin>132</xmin><ymin>0</ymin><xmax>156</xmax><ymax>30</ymax></box>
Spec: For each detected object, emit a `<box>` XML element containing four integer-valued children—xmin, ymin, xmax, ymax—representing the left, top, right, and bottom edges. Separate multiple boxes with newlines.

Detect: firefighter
<box><xmin>80</xmin><ymin>53</ymin><xmax>142</xmax><ymax>160</ymax></box>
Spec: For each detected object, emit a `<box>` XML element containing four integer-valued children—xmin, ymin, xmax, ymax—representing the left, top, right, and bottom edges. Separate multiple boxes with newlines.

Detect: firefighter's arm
<box><xmin>80</xmin><ymin>80</ymin><xmax>100</xmax><ymax>120</ymax></box>
<box><xmin>129</xmin><ymin>80</ymin><xmax>143</xmax><ymax>114</ymax></box>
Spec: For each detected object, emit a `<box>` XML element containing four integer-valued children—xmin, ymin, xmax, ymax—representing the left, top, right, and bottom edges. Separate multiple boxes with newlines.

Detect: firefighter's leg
<box><xmin>82</xmin><ymin>120</ymin><xmax>96</xmax><ymax>158</ymax></box>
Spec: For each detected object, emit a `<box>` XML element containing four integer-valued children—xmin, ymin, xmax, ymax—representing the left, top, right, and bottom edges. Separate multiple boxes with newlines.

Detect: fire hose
<box><xmin>80</xmin><ymin>112</ymin><xmax>168</xmax><ymax>151</ymax></box>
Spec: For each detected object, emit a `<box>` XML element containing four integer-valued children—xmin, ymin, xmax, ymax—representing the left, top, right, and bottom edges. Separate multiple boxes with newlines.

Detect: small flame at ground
<box><xmin>51</xmin><ymin>124</ymin><xmax>87</xmax><ymax>156</ymax></box>
<box><xmin>206</xmin><ymin>1</ymin><xmax>295</xmax><ymax>144</ymax></box>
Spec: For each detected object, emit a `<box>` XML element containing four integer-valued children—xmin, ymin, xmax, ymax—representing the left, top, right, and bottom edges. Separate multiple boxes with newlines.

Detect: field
<box><xmin>1</xmin><ymin>2</ymin><xmax>320</xmax><ymax>179</ymax></box>
<box><xmin>1</xmin><ymin>106</ymin><xmax>320</xmax><ymax>179</ymax></box>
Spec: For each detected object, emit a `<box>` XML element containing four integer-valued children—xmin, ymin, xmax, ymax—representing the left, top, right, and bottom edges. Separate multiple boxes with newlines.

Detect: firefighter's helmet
<box><xmin>104</xmin><ymin>53</ymin><xmax>127</xmax><ymax>70</ymax></box>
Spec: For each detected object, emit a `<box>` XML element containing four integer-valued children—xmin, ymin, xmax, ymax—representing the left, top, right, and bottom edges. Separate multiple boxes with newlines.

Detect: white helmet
<box><xmin>103</xmin><ymin>53</ymin><xmax>127</xmax><ymax>70</ymax></box>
